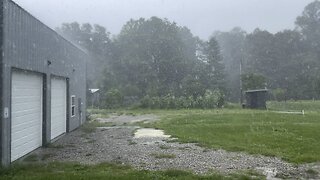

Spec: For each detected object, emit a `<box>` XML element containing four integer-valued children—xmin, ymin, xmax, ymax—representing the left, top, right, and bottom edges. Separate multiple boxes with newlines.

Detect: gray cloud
<box><xmin>13</xmin><ymin>0</ymin><xmax>314</xmax><ymax>39</ymax></box>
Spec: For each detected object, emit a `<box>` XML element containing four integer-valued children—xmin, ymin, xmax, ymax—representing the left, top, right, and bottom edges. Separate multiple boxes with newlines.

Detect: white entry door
<box><xmin>50</xmin><ymin>77</ymin><xmax>67</xmax><ymax>140</ymax></box>
<box><xmin>11</xmin><ymin>71</ymin><xmax>43</xmax><ymax>162</ymax></box>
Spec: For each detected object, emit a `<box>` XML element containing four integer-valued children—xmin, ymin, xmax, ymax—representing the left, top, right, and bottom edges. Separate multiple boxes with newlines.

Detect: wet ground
<box><xmin>28</xmin><ymin>114</ymin><xmax>320</xmax><ymax>179</ymax></box>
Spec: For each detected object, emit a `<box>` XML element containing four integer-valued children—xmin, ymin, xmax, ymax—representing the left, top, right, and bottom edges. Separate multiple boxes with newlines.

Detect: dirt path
<box><xmin>30</xmin><ymin>114</ymin><xmax>319</xmax><ymax>179</ymax></box>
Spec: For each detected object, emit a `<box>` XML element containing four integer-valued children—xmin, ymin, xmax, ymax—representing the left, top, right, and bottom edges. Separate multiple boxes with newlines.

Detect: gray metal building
<box><xmin>0</xmin><ymin>0</ymin><xmax>87</xmax><ymax>165</ymax></box>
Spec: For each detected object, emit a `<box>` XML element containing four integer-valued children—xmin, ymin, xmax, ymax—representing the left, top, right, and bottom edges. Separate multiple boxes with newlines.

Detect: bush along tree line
<box><xmin>57</xmin><ymin>1</ymin><xmax>320</xmax><ymax>108</ymax></box>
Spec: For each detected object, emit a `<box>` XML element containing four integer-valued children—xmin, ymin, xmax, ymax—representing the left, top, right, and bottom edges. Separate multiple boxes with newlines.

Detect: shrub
<box><xmin>272</xmin><ymin>88</ymin><xmax>287</xmax><ymax>101</ymax></box>
<box><xmin>103</xmin><ymin>88</ymin><xmax>124</xmax><ymax>108</ymax></box>
<box><xmin>139</xmin><ymin>90</ymin><xmax>225</xmax><ymax>109</ymax></box>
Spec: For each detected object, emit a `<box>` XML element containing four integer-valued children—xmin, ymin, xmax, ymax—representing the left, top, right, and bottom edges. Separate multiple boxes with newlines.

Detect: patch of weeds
<box><xmin>178</xmin><ymin>146</ymin><xmax>191</xmax><ymax>151</ymax></box>
<box><xmin>275</xmin><ymin>172</ymin><xmax>290</xmax><ymax>179</ymax></box>
<box><xmin>125</xmin><ymin>112</ymin><xmax>136</xmax><ymax>116</ymax></box>
<box><xmin>92</xmin><ymin>120</ymin><xmax>116</xmax><ymax>127</ymax></box>
<box><xmin>165</xmin><ymin>139</ymin><xmax>179</xmax><ymax>143</ymax></box>
<box><xmin>80</xmin><ymin>121</ymin><xmax>114</xmax><ymax>134</ymax></box>
<box><xmin>117</xmin><ymin>112</ymin><xmax>124</xmax><ymax>116</ymax></box>
<box><xmin>150</xmin><ymin>153</ymin><xmax>176</xmax><ymax>159</ymax></box>
<box><xmin>229</xmin><ymin>173</ymin><xmax>265</xmax><ymax>180</ymax></box>
<box><xmin>111</xmin><ymin>156</ymin><xmax>123</xmax><ymax>165</ymax></box>
<box><xmin>306</xmin><ymin>169</ymin><xmax>319</xmax><ymax>178</ymax></box>
<box><xmin>131</xmin><ymin>129</ymin><xmax>139</xmax><ymax>137</ymax></box>
<box><xmin>23</xmin><ymin>154</ymin><xmax>38</xmax><ymax>162</ymax></box>
<box><xmin>159</xmin><ymin>145</ymin><xmax>170</xmax><ymax>150</ymax></box>
<box><xmin>202</xmin><ymin>148</ymin><xmax>210</xmax><ymax>152</ymax></box>
<box><xmin>40</xmin><ymin>153</ymin><xmax>53</xmax><ymax>161</ymax></box>
<box><xmin>86</xmin><ymin>139</ymin><xmax>96</xmax><ymax>143</ymax></box>
<box><xmin>80</xmin><ymin>122</ymin><xmax>96</xmax><ymax>134</ymax></box>
<box><xmin>209</xmin><ymin>169</ymin><xmax>265</xmax><ymax>180</ymax></box>
<box><xmin>242</xmin><ymin>169</ymin><xmax>265</xmax><ymax>179</ymax></box>
<box><xmin>85</xmin><ymin>136</ymin><xmax>92</xmax><ymax>140</ymax></box>
<box><xmin>128</xmin><ymin>139</ymin><xmax>137</xmax><ymax>145</ymax></box>
<box><xmin>65</xmin><ymin>144</ymin><xmax>76</xmax><ymax>148</ymax></box>
<box><xmin>162</xmin><ymin>169</ymin><xmax>191</xmax><ymax>177</ymax></box>
<box><xmin>91</xmin><ymin>113</ymin><xmax>110</xmax><ymax>119</ymax></box>
<box><xmin>102</xmin><ymin>122</ymin><xmax>117</xmax><ymax>127</ymax></box>
<box><xmin>139</xmin><ymin>162</ymin><xmax>147</xmax><ymax>167</ymax></box>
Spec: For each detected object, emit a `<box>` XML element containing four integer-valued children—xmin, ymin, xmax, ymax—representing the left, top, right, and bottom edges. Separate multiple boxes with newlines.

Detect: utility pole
<box><xmin>240</xmin><ymin>58</ymin><xmax>243</xmax><ymax>105</ymax></box>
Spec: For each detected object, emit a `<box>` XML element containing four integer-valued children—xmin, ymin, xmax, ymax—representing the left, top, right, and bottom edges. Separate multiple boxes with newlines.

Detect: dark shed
<box><xmin>245</xmin><ymin>89</ymin><xmax>268</xmax><ymax>109</ymax></box>
<box><xmin>0</xmin><ymin>0</ymin><xmax>87</xmax><ymax>165</ymax></box>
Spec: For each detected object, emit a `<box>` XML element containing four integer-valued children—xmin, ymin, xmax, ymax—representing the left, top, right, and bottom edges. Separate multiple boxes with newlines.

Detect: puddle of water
<box><xmin>134</xmin><ymin>128</ymin><xmax>171</xmax><ymax>138</ymax></box>
<box><xmin>256</xmin><ymin>167</ymin><xmax>279</xmax><ymax>180</ymax></box>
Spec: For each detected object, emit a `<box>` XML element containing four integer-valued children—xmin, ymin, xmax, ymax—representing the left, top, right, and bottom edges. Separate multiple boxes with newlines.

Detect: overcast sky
<box><xmin>13</xmin><ymin>0</ymin><xmax>314</xmax><ymax>40</ymax></box>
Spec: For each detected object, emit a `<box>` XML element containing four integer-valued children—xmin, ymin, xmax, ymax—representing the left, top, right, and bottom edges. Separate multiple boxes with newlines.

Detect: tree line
<box><xmin>57</xmin><ymin>0</ymin><xmax>320</xmax><ymax>108</ymax></box>
<box><xmin>57</xmin><ymin>17</ymin><xmax>225</xmax><ymax>108</ymax></box>
<box><xmin>215</xmin><ymin>0</ymin><xmax>320</xmax><ymax>101</ymax></box>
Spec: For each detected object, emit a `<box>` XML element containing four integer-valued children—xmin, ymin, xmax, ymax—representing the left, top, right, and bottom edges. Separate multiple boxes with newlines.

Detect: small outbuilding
<box><xmin>245</xmin><ymin>89</ymin><xmax>268</xmax><ymax>109</ymax></box>
<box><xmin>0</xmin><ymin>0</ymin><xmax>87</xmax><ymax>165</ymax></box>
<box><xmin>88</xmin><ymin>89</ymin><xmax>100</xmax><ymax>108</ymax></box>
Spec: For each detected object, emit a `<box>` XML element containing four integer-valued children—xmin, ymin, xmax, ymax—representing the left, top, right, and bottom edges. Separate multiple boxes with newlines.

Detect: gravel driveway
<box><xmin>30</xmin><ymin>114</ymin><xmax>319</xmax><ymax>179</ymax></box>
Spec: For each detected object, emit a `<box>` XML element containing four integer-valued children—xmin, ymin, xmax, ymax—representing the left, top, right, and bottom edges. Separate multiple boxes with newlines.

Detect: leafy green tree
<box><xmin>56</xmin><ymin>22</ymin><xmax>113</xmax><ymax>88</ymax></box>
<box><xmin>296</xmin><ymin>0</ymin><xmax>320</xmax><ymax>52</ymax></box>
<box><xmin>295</xmin><ymin>0</ymin><xmax>320</xmax><ymax>99</ymax></box>
<box><xmin>108</xmin><ymin>17</ymin><xmax>210</xmax><ymax>98</ymax></box>
<box><xmin>203</xmin><ymin>37</ymin><xmax>226</xmax><ymax>92</ymax></box>
<box><xmin>241</xmin><ymin>73</ymin><xmax>266</xmax><ymax>91</ymax></box>
<box><xmin>214</xmin><ymin>27</ymin><xmax>246</xmax><ymax>102</ymax></box>
<box><xmin>103</xmin><ymin>88</ymin><xmax>123</xmax><ymax>108</ymax></box>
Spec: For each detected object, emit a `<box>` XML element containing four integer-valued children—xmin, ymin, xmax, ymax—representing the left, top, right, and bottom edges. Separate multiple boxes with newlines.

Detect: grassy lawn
<box><xmin>87</xmin><ymin>101</ymin><xmax>320</xmax><ymax>164</ymax></box>
<box><xmin>150</xmin><ymin>109</ymin><xmax>319</xmax><ymax>163</ymax></box>
<box><xmin>0</xmin><ymin>162</ymin><xmax>262</xmax><ymax>180</ymax></box>
<box><xmin>267</xmin><ymin>100</ymin><xmax>320</xmax><ymax>112</ymax></box>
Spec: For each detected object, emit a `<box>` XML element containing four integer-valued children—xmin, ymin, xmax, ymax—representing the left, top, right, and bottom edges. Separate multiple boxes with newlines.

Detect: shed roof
<box><xmin>89</xmin><ymin>89</ymin><xmax>100</xmax><ymax>93</ymax></box>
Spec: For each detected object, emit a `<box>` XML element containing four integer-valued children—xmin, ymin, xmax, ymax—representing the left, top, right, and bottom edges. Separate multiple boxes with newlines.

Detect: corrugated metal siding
<box><xmin>4</xmin><ymin>1</ymin><xmax>87</xmax><ymax>77</ymax></box>
<box><xmin>1</xmin><ymin>0</ymin><xmax>87</xmax><ymax>165</ymax></box>
<box><xmin>2</xmin><ymin>0</ymin><xmax>87</xmax><ymax>130</ymax></box>
<box><xmin>0</xmin><ymin>0</ymin><xmax>4</xmax><ymax>166</ymax></box>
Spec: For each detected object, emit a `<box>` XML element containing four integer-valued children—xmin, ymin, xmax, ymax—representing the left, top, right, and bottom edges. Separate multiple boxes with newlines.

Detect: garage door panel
<box><xmin>51</xmin><ymin>77</ymin><xmax>67</xmax><ymax>140</ymax></box>
<box><xmin>12</xmin><ymin>121</ymin><xmax>41</xmax><ymax>138</ymax></box>
<box><xmin>12</xmin><ymin>104</ymin><xmax>41</xmax><ymax>113</ymax></box>
<box><xmin>13</xmin><ymin>97</ymin><xmax>42</xmax><ymax>104</ymax></box>
<box><xmin>11</xmin><ymin>71</ymin><xmax>43</xmax><ymax>162</ymax></box>
<box><xmin>12</xmin><ymin>131</ymin><xmax>42</xmax><ymax>149</ymax></box>
<box><xmin>12</xmin><ymin>109</ymin><xmax>41</xmax><ymax>118</ymax></box>
<box><xmin>11</xmin><ymin>139</ymin><xmax>41</xmax><ymax>160</ymax></box>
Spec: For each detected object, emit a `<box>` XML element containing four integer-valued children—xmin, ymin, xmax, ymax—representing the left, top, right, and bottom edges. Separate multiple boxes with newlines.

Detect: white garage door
<box><xmin>11</xmin><ymin>71</ymin><xmax>43</xmax><ymax>162</ymax></box>
<box><xmin>50</xmin><ymin>77</ymin><xmax>67</xmax><ymax>140</ymax></box>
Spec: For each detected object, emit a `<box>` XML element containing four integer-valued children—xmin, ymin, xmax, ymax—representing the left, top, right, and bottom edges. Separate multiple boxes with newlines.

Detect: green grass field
<box><xmin>143</xmin><ymin>101</ymin><xmax>320</xmax><ymax>164</ymax></box>
<box><xmin>87</xmin><ymin>101</ymin><xmax>320</xmax><ymax>164</ymax></box>
<box><xmin>150</xmin><ymin>109</ymin><xmax>319</xmax><ymax>163</ymax></box>
<box><xmin>267</xmin><ymin>100</ymin><xmax>320</xmax><ymax>112</ymax></box>
<box><xmin>0</xmin><ymin>162</ymin><xmax>261</xmax><ymax>180</ymax></box>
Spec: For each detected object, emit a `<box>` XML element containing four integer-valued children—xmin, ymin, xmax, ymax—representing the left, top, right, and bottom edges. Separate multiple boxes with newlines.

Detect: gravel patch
<box><xmin>30</xmin><ymin>115</ymin><xmax>320</xmax><ymax>179</ymax></box>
